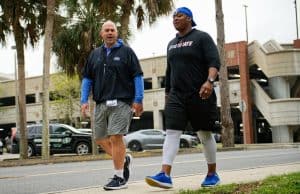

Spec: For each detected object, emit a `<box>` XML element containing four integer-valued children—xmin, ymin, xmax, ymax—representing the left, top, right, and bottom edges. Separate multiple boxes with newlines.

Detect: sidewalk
<box><xmin>0</xmin><ymin>153</ymin><xmax>20</xmax><ymax>161</ymax></box>
<box><xmin>54</xmin><ymin>162</ymin><xmax>300</xmax><ymax>194</ymax></box>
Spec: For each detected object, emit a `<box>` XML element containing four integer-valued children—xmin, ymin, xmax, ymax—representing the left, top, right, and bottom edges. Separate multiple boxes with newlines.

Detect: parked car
<box><xmin>213</xmin><ymin>133</ymin><xmax>222</xmax><ymax>143</ymax></box>
<box><xmin>0</xmin><ymin>128</ymin><xmax>4</xmax><ymax>154</ymax></box>
<box><xmin>183</xmin><ymin>131</ymin><xmax>200</xmax><ymax>143</ymax></box>
<box><xmin>5</xmin><ymin>127</ymin><xmax>17</xmax><ymax>154</ymax></box>
<box><xmin>10</xmin><ymin>123</ymin><xmax>93</xmax><ymax>157</ymax></box>
<box><xmin>124</xmin><ymin>129</ymin><xmax>198</xmax><ymax>152</ymax></box>
<box><xmin>184</xmin><ymin>130</ymin><xmax>221</xmax><ymax>143</ymax></box>
<box><xmin>77</xmin><ymin>128</ymin><xmax>92</xmax><ymax>134</ymax></box>
<box><xmin>0</xmin><ymin>139</ymin><xmax>3</xmax><ymax>155</ymax></box>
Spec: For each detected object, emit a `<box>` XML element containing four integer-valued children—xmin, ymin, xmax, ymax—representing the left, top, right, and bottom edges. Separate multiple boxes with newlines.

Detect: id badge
<box><xmin>106</xmin><ymin>99</ymin><xmax>117</xmax><ymax>107</ymax></box>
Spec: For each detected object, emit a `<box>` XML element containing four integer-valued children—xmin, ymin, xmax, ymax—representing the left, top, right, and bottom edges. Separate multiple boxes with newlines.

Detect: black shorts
<box><xmin>164</xmin><ymin>90</ymin><xmax>218</xmax><ymax>132</ymax></box>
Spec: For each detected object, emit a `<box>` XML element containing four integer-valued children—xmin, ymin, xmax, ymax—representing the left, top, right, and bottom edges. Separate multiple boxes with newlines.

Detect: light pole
<box><xmin>243</xmin><ymin>4</ymin><xmax>249</xmax><ymax>42</ymax></box>
<box><xmin>295</xmin><ymin>0</ymin><xmax>299</xmax><ymax>39</ymax></box>
<box><xmin>11</xmin><ymin>46</ymin><xmax>19</xmax><ymax>131</ymax></box>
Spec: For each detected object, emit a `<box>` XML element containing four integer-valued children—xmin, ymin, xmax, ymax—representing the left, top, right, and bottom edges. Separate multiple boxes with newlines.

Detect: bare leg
<box><xmin>96</xmin><ymin>138</ymin><xmax>112</xmax><ymax>156</ymax></box>
<box><xmin>110</xmin><ymin>134</ymin><xmax>126</xmax><ymax>170</ymax></box>
<box><xmin>162</xmin><ymin>165</ymin><xmax>172</xmax><ymax>176</ymax></box>
<box><xmin>207</xmin><ymin>163</ymin><xmax>216</xmax><ymax>175</ymax></box>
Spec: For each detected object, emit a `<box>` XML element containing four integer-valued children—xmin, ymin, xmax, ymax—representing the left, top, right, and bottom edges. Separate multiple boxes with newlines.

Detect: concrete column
<box><xmin>157</xmin><ymin>77</ymin><xmax>163</xmax><ymax>88</ymax></box>
<box><xmin>153</xmin><ymin>109</ymin><xmax>163</xmax><ymax>129</ymax></box>
<box><xmin>271</xmin><ymin>126</ymin><xmax>293</xmax><ymax>143</ymax></box>
<box><xmin>269</xmin><ymin>77</ymin><xmax>292</xmax><ymax>143</ymax></box>
<box><xmin>35</xmin><ymin>92</ymin><xmax>41</xmax><ymax>103</ymax></box>
<box><xmin>151</xmin><ymin>58</ymin><xmax>159</xmax><ymax>89</ymax></box>
<box><xmin>269</xmin><ymin>77</ymin><xmax>290</xmax><ymax>99</ymax></box>
<box><xmin>152</xmin><ymin>74</ymin><xmax>159</xmax><ymax>89</ymax></box>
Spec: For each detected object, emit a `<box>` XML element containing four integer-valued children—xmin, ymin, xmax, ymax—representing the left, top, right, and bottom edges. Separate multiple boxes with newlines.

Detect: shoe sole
<box><xmin>201</xmin><ymin>180</ymin><xmax>220</xmax><ymax>187</ymax></box>
<box><xmin>127</xmin><ymin>154</ymin><xmax>133</xmax><ymax>174</ymax></box>
<box><xmin>145</xmin><ymin>177</ymin><xmax>173</xmax><ymax>189</ymax></box>
<box><xmin>103</xmin><ymin>184</ymin><xmax>128</xmax><ymax>190</ymax></box>
<box><xmin>124</xmin><ymin>154</ymin><xmax>133</xmax><ymax>182</ymax></box>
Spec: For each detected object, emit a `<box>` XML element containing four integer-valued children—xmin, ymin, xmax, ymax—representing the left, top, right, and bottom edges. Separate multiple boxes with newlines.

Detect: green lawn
<box><xmin>178</xmin><ymin>172</ymin><xmax>300</xmax><ymax>194</ymax></box>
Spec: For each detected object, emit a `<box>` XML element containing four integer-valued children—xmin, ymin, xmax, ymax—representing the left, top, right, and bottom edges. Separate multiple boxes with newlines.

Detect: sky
<box><xmin>0</xmin><ymin>0</ymin><xmax>298</xmax><ymax>77</ymax></box>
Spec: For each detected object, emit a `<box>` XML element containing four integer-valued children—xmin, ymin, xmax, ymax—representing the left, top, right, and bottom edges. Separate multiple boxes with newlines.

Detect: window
<box><xmin>227</xmin><ymin>50</ymin><xmax>235</xmax><ymax>58</ymax></box>
<box><xmin>143</xmin><ymin>130</ymin><xmax>163</xmax><ymax>136</ymax></box>
<box><xmin>28</xmin><ymin>126</ymin><xmax>41</xmax><ymax>135</ymax></box>
<box><xmin>53</xmin><ymin>126</ymin><xmax>68</xmax><ymax>134</ymax></box>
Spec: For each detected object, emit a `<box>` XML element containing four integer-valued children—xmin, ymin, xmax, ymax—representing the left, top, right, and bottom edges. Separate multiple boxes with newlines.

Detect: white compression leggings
<box><xmin>162</xmin><ymin>129</ymin><xmax>217</xmax><ymax>165</ymax></box>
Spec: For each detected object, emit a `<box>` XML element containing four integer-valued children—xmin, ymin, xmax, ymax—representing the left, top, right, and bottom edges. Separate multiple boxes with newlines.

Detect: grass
<box><xmin>178</xmin><ymin>172</ymin><xmax>300</xmax><ymax>194</ymax></box>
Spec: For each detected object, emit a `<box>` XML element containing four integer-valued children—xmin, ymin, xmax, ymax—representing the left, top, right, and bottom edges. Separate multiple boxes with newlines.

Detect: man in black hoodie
<box><xmin>145</xmin><ymin>7</ymin><xmax>221</xmax><ymax>189</ymax></box>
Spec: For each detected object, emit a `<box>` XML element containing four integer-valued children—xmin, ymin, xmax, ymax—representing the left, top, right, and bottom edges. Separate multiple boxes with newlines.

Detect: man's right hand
<box><xmin>81</xmin><ymin>103</ymin><xmax>89</xmax><ymax>118</ymax></box>
<box><xmin>131</xmin><ymin>103</ymin><xmax>143</xmax><ymax>117</ymax></box>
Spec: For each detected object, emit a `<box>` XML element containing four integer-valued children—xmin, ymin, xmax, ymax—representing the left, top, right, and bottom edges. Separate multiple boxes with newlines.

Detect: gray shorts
<box><xmin>94</xmin><ymin>100</ymin><xmax>132</xmax><ymax>139</ymax></box>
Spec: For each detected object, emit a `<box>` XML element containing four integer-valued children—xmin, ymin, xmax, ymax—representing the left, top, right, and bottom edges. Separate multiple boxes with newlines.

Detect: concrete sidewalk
<box><xmin>53</xmin><ymin>162</ymin><xmax>300</xmax><ymax>194</ymax></box>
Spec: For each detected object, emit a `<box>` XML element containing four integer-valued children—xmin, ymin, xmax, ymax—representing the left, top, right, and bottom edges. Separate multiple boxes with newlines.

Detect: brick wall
<box><xmin>224</xmin><ymin>41</ymin><xmax>247</xmax><ymax>68</ymax></box>
<box><xmin>294</xmin><ymin>39</ymin><xmax>300</xmax><ymax>48</ymax></box>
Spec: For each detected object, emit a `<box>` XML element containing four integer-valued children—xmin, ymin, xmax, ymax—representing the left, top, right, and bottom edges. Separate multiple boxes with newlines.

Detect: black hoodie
<box><xmin>165</xmin><ymin>29</ymin><xmax>220</xmax><ymax>95</ymax></box>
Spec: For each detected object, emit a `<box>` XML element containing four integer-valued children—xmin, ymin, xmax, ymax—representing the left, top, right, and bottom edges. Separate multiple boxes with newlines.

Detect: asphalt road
<box><xmin>0</xmin><ymin>148</ymin><xmax>299</xmax><ymax>194</ymax></box>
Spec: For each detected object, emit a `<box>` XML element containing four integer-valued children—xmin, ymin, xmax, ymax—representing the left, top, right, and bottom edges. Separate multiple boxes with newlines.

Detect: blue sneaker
<box><xmin>145</xmin><ymin>172</ymin><xmax>173</xmax><ymax>189</ymax></box>
<box><xmin>201</xmin><ymin>173</ymin><xmax>220</xmax><ymax>187</ymax></box>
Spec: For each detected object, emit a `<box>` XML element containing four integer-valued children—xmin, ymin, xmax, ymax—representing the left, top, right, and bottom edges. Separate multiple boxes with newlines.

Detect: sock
<box><xmin>115</xmin><ymin>169</ymin><xmax>124</xmax><ymax>179</ymax></box>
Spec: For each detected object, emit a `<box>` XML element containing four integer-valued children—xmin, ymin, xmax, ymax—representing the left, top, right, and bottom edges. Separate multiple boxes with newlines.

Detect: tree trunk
<box><xmin>42</xmin><ymin>0</ymin><xmax>55</xmax><ymax>160</ymax></box>
<box><xmin>215</xmin><ymin>0</ymin><xmax>235</xmax><ymax>147</ymax></box>
<box><xmin>120</xmin><ymin>2</ymin><xmax>131</xmax><ymax>41</ymax></box>
<box><xmin>13</xmin><ymin>20</ymin><xmax>28</xmax><ymax>160</ymax></box>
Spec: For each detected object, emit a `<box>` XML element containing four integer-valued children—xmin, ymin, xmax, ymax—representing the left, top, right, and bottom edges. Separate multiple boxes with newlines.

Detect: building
<box><xmin>0</xmin><ymin>73</ymin><xmax>14</xmax><ymax>81</ymax></box>
<box><xmin>0</xmin><ymin>39</ymin><xmax>299</xmax><ymax>143</ymax></box>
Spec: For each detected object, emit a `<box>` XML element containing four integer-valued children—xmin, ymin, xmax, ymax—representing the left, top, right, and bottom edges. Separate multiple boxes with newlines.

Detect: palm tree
<box><xmin>53</xmin><ymin>0</ymin><xmax>175</xmax><ymax>76</ymax></box>
<box><xmin>42</xmin><ymin>0</ymin><xmax>56</xmax><ymax>160</ymax></box>
<box><xmin>51</xmin><ymin>0</ymin><xmax>174</xmax><ymax>155</ymax></box>
<box><xmin>214</xmin><ymin>0</ymin><xmax>234</xmax><ymax>147</ymax></box>
<box><xmin>119</xmin><ymin>0</ymin><xmax>174</xmax><ymax>41</ymax></box>
<box><xmin>0</xmin><ymin>0</ymin><xmax>47</xmax><ymax>159</ymax></box>
<box><xmin>53</xmin><ymin>0</ymin><xmax>106</xmax><ymax>78</ymax></box>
